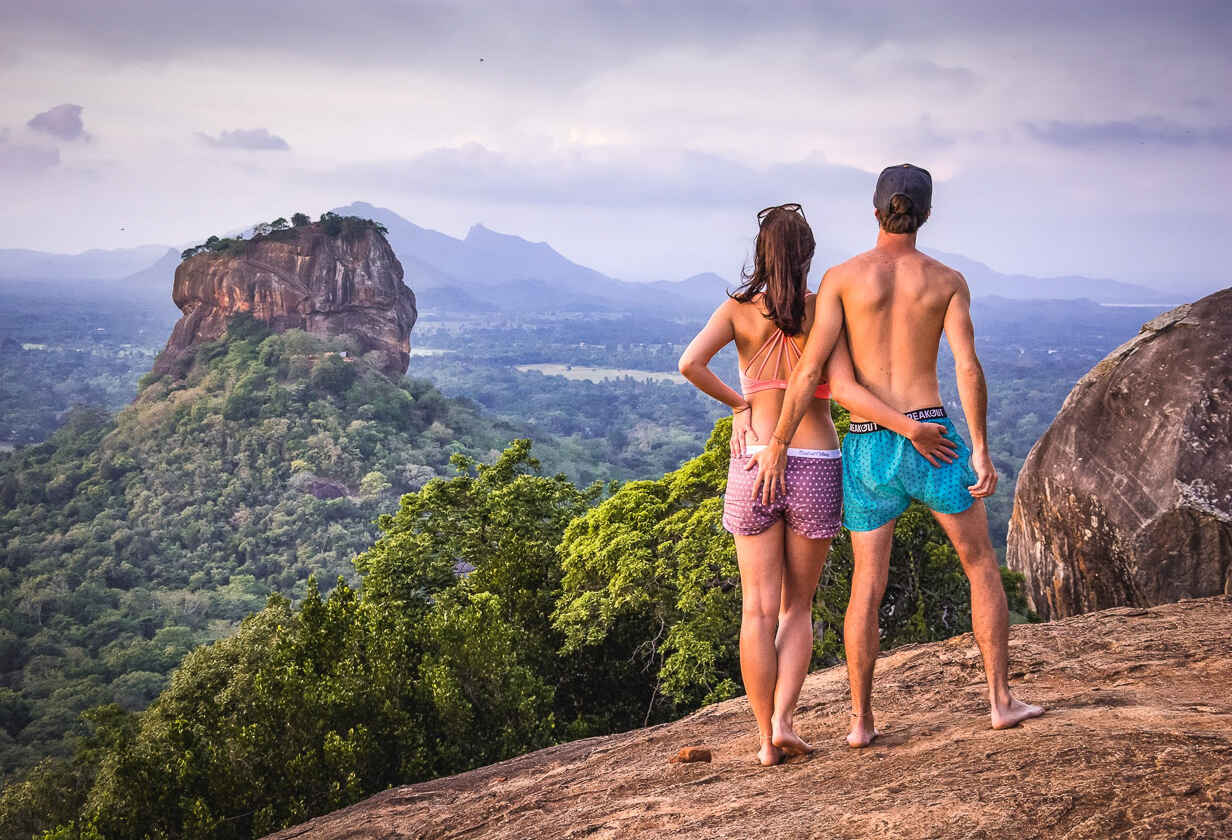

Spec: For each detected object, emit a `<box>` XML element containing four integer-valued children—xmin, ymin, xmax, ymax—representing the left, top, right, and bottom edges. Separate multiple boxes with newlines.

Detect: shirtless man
<box><xmin>746</xmin><ymin>163</ymin><xmax>1043</xmax><ymax>746</ymax></box>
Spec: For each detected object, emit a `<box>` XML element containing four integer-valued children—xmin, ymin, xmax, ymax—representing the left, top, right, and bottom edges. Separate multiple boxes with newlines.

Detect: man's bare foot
<box><xmin>757</xmin><ymin>738</ymin><xmax>784</xmax><ymax>766</ymax></box>
<box><xmin>991</xmin><ymin>698</ymin><xmax>1045</xmax><ymax>730</ymax></box>
<box><xmin>846</xmin><ymin>712</ymin><xmax>879</xmax><ymax>748</ymax></box>
<box><xmin>771</xmin><ymin>720</ymin><xmax>815</xmax><ymax>756</ymax></box>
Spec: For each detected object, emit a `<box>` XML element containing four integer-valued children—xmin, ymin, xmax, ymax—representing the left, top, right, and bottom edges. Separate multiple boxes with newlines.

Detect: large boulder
<box><xmin>154</xmin><ymin>223</ymin><xmax>416</xmax><ymax>378</ymax></box>
<box><xmin>1007</xmin><ymin>288</ymin><xmax>1232</xmax><ymax>620</ymax></box>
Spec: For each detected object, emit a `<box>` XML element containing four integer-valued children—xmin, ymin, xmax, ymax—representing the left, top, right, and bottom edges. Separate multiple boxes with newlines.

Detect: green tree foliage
<box><xmin>0</xmin><ymin>705</ymin><xmax>135</xmax><ymax>839</ymax></box>
<box><xmin>33</xmin><ymin>442</ymin><xmax>594</xmax><ymax>838</ymax></box>
<box><xmin>0</xmin><ymin>320</ymin><xmax>573</xmax><ymax>782</ymax></box>
<box><xmin>178</xmin><ymin>212</ymin><xmax>388</xmax><ymax>261</ymax></box>
<box><xmin>309</xmin><ymin>353</ymin><xmax>356</xmax><ymax>395</ymax></box>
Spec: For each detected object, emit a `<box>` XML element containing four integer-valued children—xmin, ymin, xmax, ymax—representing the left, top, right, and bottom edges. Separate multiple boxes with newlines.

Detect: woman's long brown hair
<box><xmin>729</xmin><ymin>203</ymin><xmax>815</xmax><ymax>335</ymax></box>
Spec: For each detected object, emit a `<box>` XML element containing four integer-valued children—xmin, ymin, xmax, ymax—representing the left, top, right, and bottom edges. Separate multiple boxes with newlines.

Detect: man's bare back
<box><xmin>828</xmin><ymin>245</ymin><xmax>965</xmax><ymax>421</ymax></box>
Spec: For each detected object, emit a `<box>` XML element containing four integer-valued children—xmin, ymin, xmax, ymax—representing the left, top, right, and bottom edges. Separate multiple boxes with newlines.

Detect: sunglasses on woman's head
<box><xmin>757</xmin><ymin>203</ymin><xmax>806</xmax><ymax>223</ymax></box>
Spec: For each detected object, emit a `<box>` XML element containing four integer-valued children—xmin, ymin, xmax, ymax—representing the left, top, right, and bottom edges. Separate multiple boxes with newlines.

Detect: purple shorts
<box><xmin>723</xmin><ymin>446</ymin><xmax>843</xmax><ymax>540</ymax></box>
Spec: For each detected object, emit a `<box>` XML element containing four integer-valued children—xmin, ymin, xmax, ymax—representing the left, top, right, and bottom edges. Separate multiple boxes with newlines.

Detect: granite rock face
<box><xmin>263</xmin><ymin>598</ymin><xmax>1232</xmax><ymax>840</ymax></box>
<box><xmin>1007</xmin><ymin>288</ymin><xmax>1232</xmax><ymax>620</ymax></box>
<box><xmin>154</xmin><ymin>224</ymin><xmax>416</xmax><ymax>377</ymax></box>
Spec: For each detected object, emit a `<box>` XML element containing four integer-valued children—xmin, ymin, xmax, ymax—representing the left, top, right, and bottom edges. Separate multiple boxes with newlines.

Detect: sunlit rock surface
<box><xmin>154</xmin><ymin>224</ymin><xmax>416</xmax><ymax>378</ymax></box>
<box><xmin>264</xmin><ymin>598</ymin><xmax>1232</xmax><ymax>839</ymax></box>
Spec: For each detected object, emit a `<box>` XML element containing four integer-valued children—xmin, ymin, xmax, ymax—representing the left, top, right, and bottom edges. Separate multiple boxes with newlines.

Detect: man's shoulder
<box><xmin>916</xmin><ymin>251</ymin><xmax>966</xmax><ymax>286</ymax></box>
<box><xmin>820</xmin><ymin>251</ymin><xmax>878</xmax><ymax>283</ymax></box>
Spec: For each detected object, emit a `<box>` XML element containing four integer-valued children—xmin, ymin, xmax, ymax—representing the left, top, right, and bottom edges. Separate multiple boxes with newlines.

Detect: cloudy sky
<box><xmin>1</xmin><ymin>0</ymin><xmax>1228</xmax><ymax>294</ymax></box>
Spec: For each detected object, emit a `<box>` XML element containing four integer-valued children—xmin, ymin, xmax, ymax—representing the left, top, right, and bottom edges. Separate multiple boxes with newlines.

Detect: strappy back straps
<box><xmin>743</xmin><ymin>329</ymin><xmax>802</xmax><ymax>382</ymax></box>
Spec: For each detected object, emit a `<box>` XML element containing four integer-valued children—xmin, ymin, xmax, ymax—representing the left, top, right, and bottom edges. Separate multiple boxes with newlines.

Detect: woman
<box><xmin>677</xmin><ymin>203</ymin><xmax>951</xmax><ymax>765</ymax></box>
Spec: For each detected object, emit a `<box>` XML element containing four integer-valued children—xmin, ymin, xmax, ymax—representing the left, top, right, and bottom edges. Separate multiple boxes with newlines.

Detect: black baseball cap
<box><xmin>874</xmin><ymin>163</ymin><xmax>932</xmax><ymax>216</ymax></box>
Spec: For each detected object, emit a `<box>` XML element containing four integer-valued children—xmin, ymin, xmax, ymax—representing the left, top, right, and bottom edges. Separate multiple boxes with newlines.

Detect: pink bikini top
<box><xmin>739</xmin><ymin>328</ymin><xmax>831</xmax><ymax>400</ymax></box>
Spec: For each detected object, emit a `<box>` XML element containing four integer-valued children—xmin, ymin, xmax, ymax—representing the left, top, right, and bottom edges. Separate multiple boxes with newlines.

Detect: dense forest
<box><xmin>0</xmin><ymin>315</ymin><xmax>595</xmax><ymax>781</ymax></box>
<box><xmin>0</xmin><ymin>293</ymin><xmax>174</xmax><ymax>446</ymax></box>
<box><xmin>0</xmin><ymin>407</ymin><xmax>1031</xmax><ymax>839</ymax></box>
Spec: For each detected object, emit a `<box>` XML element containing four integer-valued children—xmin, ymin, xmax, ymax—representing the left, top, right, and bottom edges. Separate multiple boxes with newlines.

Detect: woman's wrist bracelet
<box><xmin>771</xmin><ymin>432</ymin><xmax>790</xmax><ymax>447</ymax></box>
<box><xmin>732</xmin><ymin>404</ymin><xmax>750</xmax><ymax>415</ymax></box>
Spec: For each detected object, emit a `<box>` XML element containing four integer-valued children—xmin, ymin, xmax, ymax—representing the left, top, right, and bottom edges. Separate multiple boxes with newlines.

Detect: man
<box><xmin>746</xmin><ymin>163</ymin><xmax>1043</xmax><ymax>746</ymax></box>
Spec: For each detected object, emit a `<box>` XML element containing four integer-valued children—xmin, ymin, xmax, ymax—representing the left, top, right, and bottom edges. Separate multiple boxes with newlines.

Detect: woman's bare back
<box><xmin>728</xmin><ymin>295</ymin><xmax>838</xmax><ymax>450</ymax></box>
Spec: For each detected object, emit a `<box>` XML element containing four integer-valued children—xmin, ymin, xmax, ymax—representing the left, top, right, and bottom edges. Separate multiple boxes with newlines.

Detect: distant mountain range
<box><xmin>0</xmin><ymin>244</ymin><xmax>172</xmax><ymax>281</ymax></box>
<box><xmin>926</xmin><ymin>250</ymin><xmax>1176</xmax><ymax>305</ymax></box>
<box><xmin>331</xmin><ymin>202</ymin><xmax>722</xmax><ymax>315</ymax></box>
<box><xmin>0</xmin><ymin>203</ymin><xmax>1177</xmax><ymax>315</ymax></box>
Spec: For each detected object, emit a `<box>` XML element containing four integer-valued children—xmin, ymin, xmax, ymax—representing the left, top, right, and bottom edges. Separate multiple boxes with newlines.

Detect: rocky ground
<box><xmin>266</xmin><ymin>597</ymin><xmax>1232</xmax><ymax>840</ymax></box>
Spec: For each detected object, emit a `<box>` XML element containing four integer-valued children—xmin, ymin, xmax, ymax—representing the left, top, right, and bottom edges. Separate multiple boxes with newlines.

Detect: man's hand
<box><xmin>968</xmin><ymin>448</ymin><xmax>998</xmax><ymax>497</ymax></box>
<box><xmin>745</xmin><ymin>440</ymin><xmax>787</xmax><ymax>505</ymax></box>
<box><xmin>730</xmin><ymin>407</ymin><xmax>758</xmax><ymax>459</ymax></box>
<box><xmin>909</xmin><ymin>422</ymin><xmax>959</xmax><ymax>467</ymax></box>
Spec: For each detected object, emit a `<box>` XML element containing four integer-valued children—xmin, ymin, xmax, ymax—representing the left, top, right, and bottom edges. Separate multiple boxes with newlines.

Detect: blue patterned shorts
<box><xmin>841</xmin><ymin>408</ymin><xmax>977</xmax><ymax>532</ymax></box>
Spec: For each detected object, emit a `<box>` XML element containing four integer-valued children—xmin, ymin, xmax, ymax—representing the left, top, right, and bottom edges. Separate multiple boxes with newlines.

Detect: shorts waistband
<box><xmin>745</xmin><ymin>444</ymin><xmax>841</xmax><ymax>459</ymax></box>
<box><xmin>847</xmin><ymin>406</ymin><xmax>948</xmax><ymax>435</ymax></box>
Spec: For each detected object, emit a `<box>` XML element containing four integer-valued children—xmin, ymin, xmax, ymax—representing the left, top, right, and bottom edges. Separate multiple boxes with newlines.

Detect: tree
<box><xmin>310</xmin><ymin>354</ymin><xmax>356</xmax><ymax>396</ymax></box>
<box><xmin>291</xmin><ymin>213</ymin><xmax>310</xmax><ymax>227</ymax></box>
<box><xmin>269</xmin><ymin>217</ymin><xmax>289</xmax><ymax>231</ymax></box>
<box><xmin>357</xmin><ymin>470</ymin><xmax>391</xmax><ymax>498</ymax></box>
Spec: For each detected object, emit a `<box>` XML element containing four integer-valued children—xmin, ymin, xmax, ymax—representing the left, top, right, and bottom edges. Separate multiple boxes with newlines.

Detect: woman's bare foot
<box><xmin>757</xmin><ymin>737</ymin><xmax>784</xmax><ymax>766</ymax></box>
<box><xmin>771</xmin><ymin>719</ymin><xmax>815</xmax><ymax>756</ymax></box>
<box><xmin>846</xmin><ymin>712</ymin><xmax>879</xmax><ymax>748</ymax></box>
<box><xmin>991</xmin><ymin>697</ymin><xmax>1045</xmax><ymax>730</ymax></box>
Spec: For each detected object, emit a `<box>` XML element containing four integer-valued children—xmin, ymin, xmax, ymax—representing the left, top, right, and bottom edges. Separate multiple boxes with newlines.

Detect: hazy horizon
<box><xmin>1</xmin><ymin>1</ymin><xmax>1228</xmax><ymax>296</ymax></box>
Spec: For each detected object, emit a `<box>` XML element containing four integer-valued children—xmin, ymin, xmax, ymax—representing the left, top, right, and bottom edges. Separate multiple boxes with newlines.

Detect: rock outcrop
<box><xmin>264</xmin><ymin>597</ymin><xmax>1232</xmax><ymax>840</ymax></box>
<box><xmin>154</xmin><ymin>224</ymin><xmax>416</xmax><ymax>377</ymax></box>
<box><xmin>1007</xmin><ymin>288</ymin><xmax>1231</xmax><ymax>620</ymax></box>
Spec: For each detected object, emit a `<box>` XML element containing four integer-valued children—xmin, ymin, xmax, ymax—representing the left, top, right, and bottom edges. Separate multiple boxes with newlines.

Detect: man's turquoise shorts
<box><xmin>841</xmin><ymin>407</ymin><xmax>978</xmax><ymax>532</ymax></box>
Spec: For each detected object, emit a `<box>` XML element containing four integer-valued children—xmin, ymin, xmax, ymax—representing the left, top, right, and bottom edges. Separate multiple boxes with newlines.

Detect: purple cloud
<box><xmin>195</xmin><ymin>128</ymin><xmax>290</xmax><ymax>150</ymax></box>
<box><xmin>27</xmin><ymin>104</ymin><xmax>89</xmax><ymax>141</ymax></box>
<box><xmin>1025</xmin><ymin>117</ymin><xmax>1232</xmax><ymax>149</ymax></box>
<box><xmin>0</xmin><ymin>129</ymin><xmax>60</xmax><ymax>173</ymax></box>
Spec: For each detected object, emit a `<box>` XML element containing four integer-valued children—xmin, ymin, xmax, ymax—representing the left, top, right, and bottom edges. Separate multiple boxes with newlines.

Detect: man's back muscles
<box><xmin>831</xmin><ymin>249</ymin><xmax>961</xmax><ymax>415</ymax></box>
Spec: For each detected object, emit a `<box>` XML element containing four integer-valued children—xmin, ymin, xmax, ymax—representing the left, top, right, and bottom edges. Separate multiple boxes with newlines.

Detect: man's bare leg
<box><xmin>845</xmin><ymin>520</ymin><xmax>895</xmax><ymax>747</ymax></box>
<box><xmin>735</xmin><ymin>523</ymin><xmax>789</xmax><ymax>765</ymax></box>
<box><xmin>931</xmin><ymin>500</ymin><xmax>1044</xmax><ymax>729</ymax></box>
<box><xmin>770</xmin><ymin>529</ymin><xmax>830</xmax><ymax>755</ymax></box>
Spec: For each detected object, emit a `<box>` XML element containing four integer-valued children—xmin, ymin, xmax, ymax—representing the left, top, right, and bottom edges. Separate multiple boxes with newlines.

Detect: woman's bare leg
<box><xmin>771</xmin><ymin>529</ymin><xmax>829</xmax><ymax>754</ymax></box>
<box><xmin>735</xmin><ymin>523</ymin><xmax>788</xmax><ymax>766</ymax></box>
